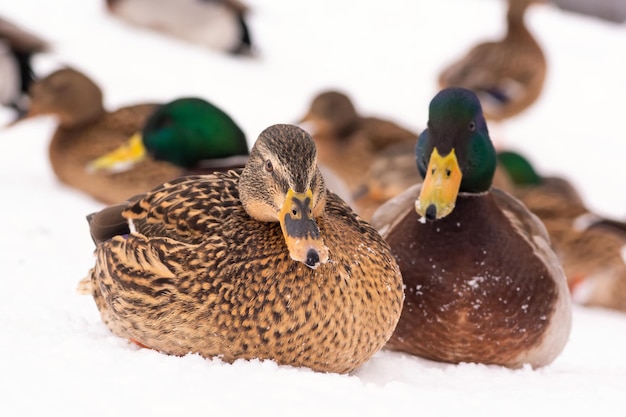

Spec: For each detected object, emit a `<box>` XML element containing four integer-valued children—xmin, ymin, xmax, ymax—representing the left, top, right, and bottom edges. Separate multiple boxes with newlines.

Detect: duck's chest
<box><xmin>385</xmin><ymin>195</ymin><xmax>557</xmax><ymax>322</ymax></box>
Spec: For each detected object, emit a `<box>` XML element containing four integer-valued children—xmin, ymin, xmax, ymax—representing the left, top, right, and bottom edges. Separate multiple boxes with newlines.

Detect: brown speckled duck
<box><xmin>497</xmin><ymin>150</ymin><xmax>626</xmax><ymax>312</ymax></box>
<box><xmin>80</xmin><ymin>124</ymin><xmax>404</xmax><ymax>374</ymax></box>
<box><xmin>438</xmin><ymin>0</ymin><xmax>546</xmax><ymax>121</ymax></box>
<box><xmin>371</xmin><ymin>88</ymin><xmax>571</xmax><ymax>368</ymax></box>
<box><xmin>299</xmin><ymin>90</ymin><xmax>421</xmax><ymax>220</ymax></box>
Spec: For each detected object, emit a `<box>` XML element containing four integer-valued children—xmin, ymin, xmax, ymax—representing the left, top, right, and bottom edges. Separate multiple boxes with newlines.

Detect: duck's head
<box><xmin>415</xmin><ymin>87</ymin><xmax>496</xmax><ymax>221</ymax></box>
<box><xmin>239</xmin><ymin>124</ymin><xmax>329</xmax><ymax>269</ymax></box>
<box><xmin>87</xmin><ymin>97</ymin><xmax>249</xmax><ymax>172</ymax></box>
<box><xmin>17</xmin><ymin>68</ymin><xmax>104</xmax><ymax>127</ymax></box>
<box><xmin>299</xmin><ymin>90</ymin><xmax>359</xmax><ymax>138</ymax></box>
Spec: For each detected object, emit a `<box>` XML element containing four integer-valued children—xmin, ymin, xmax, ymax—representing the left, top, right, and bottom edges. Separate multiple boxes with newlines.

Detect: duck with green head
<box><xmin>88</xmin><ymin>97</ymin><xmax>250</xmax><ymax>175</ymax></box>
<box><xmin>89</xmin><ymin>97</ymin><xmax>355</xmax><ymax>203</ymax></box>
<box><xmin>497</xmin><ymin>150</ymin><xmax>626</xmax><ymax>312</ymax></box>
<box><xmin>11</xmin><ymin>66</ymin><xmax>250</xmax><ymax>204</ymax></box>
<box><xmin>371</xmin><ymin>87</ymin><xmax>572</xmax><ymax>368</ymax></box>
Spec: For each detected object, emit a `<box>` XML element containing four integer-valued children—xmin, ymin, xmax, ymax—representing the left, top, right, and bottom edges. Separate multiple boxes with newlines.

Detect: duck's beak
<box><xmin>416</xmin><ymin>147</ymin><xmax>463</xmax><ymax>221</ymax></box>
<box><xmin>279</xmin><ymin>188</ymin><xmax>329</xmax><ymax>269</ymax></box>
<box><xmin>86</xmin><ymin>132</ymin><xmax>146</xmax><ymax>173</ymax></box>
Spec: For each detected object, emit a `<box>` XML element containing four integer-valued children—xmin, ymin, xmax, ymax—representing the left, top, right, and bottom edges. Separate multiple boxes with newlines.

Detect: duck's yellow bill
<box><xmin>415</xmin><ymin>147</ymin><xmax>462</xmax><ymax>221</ymax></box>
<box><xmin>86</xmin><ymin>132</ymin><xmax>146</xmax><ymax>173</ymax></box>
<box><xmin>279</xmin><ymin>188</ymin><xmax>329</xmax><ymax>269</ymax></box>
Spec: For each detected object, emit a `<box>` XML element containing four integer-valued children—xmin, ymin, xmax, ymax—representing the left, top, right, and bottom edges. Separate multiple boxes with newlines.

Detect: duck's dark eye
<box><xmin>445</xmin><ymin>169</ymin><xmax>451</xmax><ymax>177</ymax></box>
<box><xmin>264</xmin><ymin>160</ymin><xmax>273</xmax><ymax>172</ymax></box>
<box><xmin>469</xmin><ymin>121</ymin><xmax>476</xmax><ymax>132</ymax></box>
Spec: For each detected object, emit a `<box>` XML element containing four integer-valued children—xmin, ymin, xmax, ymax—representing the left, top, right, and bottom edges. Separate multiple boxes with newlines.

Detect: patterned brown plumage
<box><xmin>82</xmin><ymin>124</ymin><xmax>404</xmax><ymax>374</ymax></box>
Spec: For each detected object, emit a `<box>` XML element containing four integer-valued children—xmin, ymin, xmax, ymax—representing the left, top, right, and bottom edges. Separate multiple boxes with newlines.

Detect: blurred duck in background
<box><xmin>10</xmin><ymin>67</ymin><xmax>250</xmax><ymax>204</ymax></box>
<box><xmin>89</xmin><ymin>97</ymin><xmax>353</xmax><ymax>205</ymax></box>
<box><xmin>105</xmin><ymin>0</ymin><xmax>254</xmax><ymax>56</ymax></box>
<box><xmin>551</xmin><ymin>0</ymin><xmax>626</xmax><ymax>23</ymax></box>
<box><xmin>497</xmin><ymin>150</ymin><xmax>626</xmax><ymax>312</ymax></box>
<box><xmin>438</xmin><ymin>0</ymin><xmax>546</xmax><ymax>123</ymax></box>
<box><xmin>88</xmin><ymin>96</ymin><xmax>249</xmax><ymax>176</ymax></box>
<box><xmin>299</xmin><ymin>90</ymin><xmax>421</xmax><ymax>220</ymax></box>
<box><xmin>0</xmin><ymin>16</ymin><xmax>48</xmax><ymax>117</ymax></box>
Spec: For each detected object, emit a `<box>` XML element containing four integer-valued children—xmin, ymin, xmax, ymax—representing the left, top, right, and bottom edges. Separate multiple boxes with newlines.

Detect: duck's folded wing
<box><xmin>121</xmin><ymin>172</ymin><xmax>241</xmax><ymax>244</ymax></box>
<box><xmin>87</xmin><ymin>171</ymin><xmax>240</xmax><ymax>245</ymax></box>
<box><xmin>491</xmin><ymin>186</ymin><xmax>551</xmax><ymax>244</ymax></box>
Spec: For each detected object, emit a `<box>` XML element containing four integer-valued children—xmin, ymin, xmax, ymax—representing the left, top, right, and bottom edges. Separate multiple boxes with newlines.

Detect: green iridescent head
<box><xmin>142</xmin><ymin>97</ymin><xmax>249</xmax><ymax>168</ymax></box>
<box><xmin>415</xmin><ymin>88</ymin><xmax>496</xmax><ymax>220</ymax></box>
<box><xmin>87</xmin><ymin>97</ymin><xmax>249</xmax><ymax>173</ymax></box>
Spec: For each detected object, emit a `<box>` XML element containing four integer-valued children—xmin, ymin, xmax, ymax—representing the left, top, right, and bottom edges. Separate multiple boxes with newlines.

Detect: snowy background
<box><xmin>1</xmin><ymin>0</ymin><xmax>626</xmax><ymax>416</ymax></box>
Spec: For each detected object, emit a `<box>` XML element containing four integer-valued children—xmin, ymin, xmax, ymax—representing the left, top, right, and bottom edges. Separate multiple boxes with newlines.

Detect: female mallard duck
<box><xmin>14</xmin><ymin>67</ymin><xmax>248</xmax><ymax>204</ymax></box>
<box><xmin>497</xmin><ymin>150</ymin><xmax>626</xmax><ymax>312</ymax></box>
<box><xmin>80</xmin><ymin>123</ymin><xmax>404</xmax><ymax>374</ymax></box>
<box><xmin>106</xmin><ymin>0</ymin><xmax>253</xmax><ymax>56</ymax></box>
<box><xmin>437</xmin><ymin>0</ymin><xmax>546</xmax><ymax>121</ymax></box>
<box><xmin>0</xmin><ymin>16</ymin><xmax>48</xmax><ymax>116</ymax></box>
<box><xmin>299</xmin><ymin>90</ymin><xmax>421</xmax><ymax>220</ymax></box>
<box><xmin>371</xmin><ymin>88</ymin><xmax>571</xmax><ymax>368</ymax></box>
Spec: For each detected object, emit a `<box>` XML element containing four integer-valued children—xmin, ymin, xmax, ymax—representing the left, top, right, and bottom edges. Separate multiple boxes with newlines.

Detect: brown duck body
<box><xmin>503</xmin><ymin>177</ymin><xmax>626</xmax><ymax>311</ymax></box>
<box><xmin>311</xmin><ymin>117</ymin><xmax>419</xmax><ymax>195</ymax></box>
<box><xmin>49</xmin><ymin>104</ymin><xmax>183</xmax><ymax>203</ymax></box>
<box><xmin>438</xmin><ymin>0</ymin><xmax>546</xmax><ymax>121</ymax></box>
<box><xmin>300</xmin><ymin>91</ymin><xmax>420</xmax><ymax>219</ymax></box>
<box><xmin>374</xmin><ymin>184</ymin><xmax>571</xmax><ymax>368</ymax></box>
<box><xmin>87</xmin><ymin>171</ymin><xmax>404</xmax><ymax>374</ymax></box>
<box><xmin>25</xmin><ymin>68</ymin><xmax>182</xmax><ymax>204</ymax></box>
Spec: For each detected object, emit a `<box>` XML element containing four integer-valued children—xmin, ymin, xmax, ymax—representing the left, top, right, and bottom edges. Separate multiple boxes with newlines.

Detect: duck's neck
<box><xmin>505</xmin><ymin>0</ymin><xmax>532</xmax><ymax>40</ymax></box>
<box><xmin>57</xmin><ymin>102</ymin><xmax>106</xmax><ymax>128</ymax></box>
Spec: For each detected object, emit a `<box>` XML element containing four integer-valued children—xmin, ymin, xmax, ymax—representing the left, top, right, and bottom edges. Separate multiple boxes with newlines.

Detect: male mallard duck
<box><xmin>299</xmin><ymin>90</ymin><xmax>421</xmax><ymax>220</ymax></box>
<box><xmin>13</xmin><ymin>67</ymin><xmax>248</xmax><ymax>204</ymax></box>
<box><xmin>87</xmin><ymin>96</ymin><xmax>250</xmax><ymax>175</ymax></box>
<box><xmin>80</xmin><ymin>123</ymin><xmax>404</xmax><ymax>374</ymax></box>
<box><xmin>15</xmin><ymin>67</ymin><xmax>173</xmax><ymax>203</ymax></box>
<box><xmin>0</xmin><ymin>16</ymin><xmax>48</xmax><ymax>116</ymax></box>
<box><xmin>438</xmin><ymin>0</ymin><xmax>546</xmax><ymax>121</ymax></box>
<box><xmin>106</xmin><ymin>0</ymin><xmax>254</xmax><ymax>56</ymax></box>
<box><xmin>371</xmin><ymin>88</ymin><xmax>571</xmax><ymax>368</ymax></box>
<box><xmin>497</xmin><ymin>150</ymin><xmax>626</xmax><ymax>312</ymax></box>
